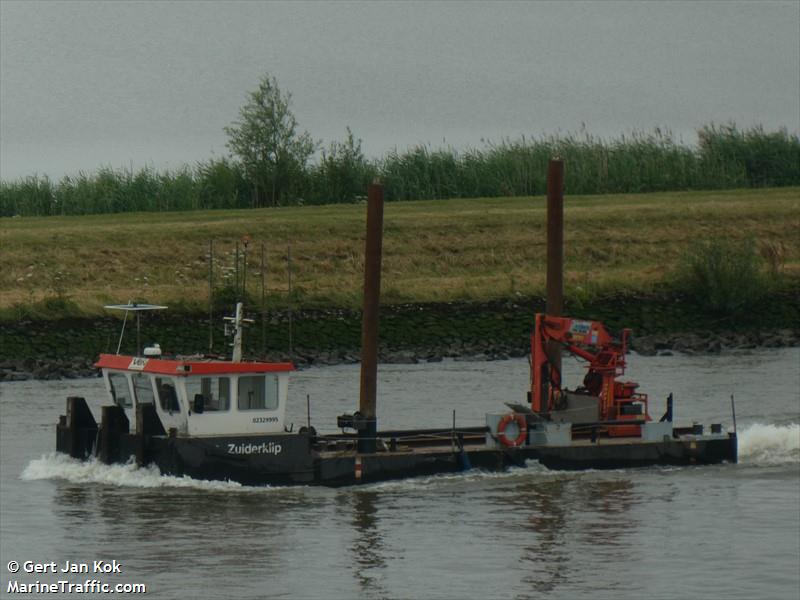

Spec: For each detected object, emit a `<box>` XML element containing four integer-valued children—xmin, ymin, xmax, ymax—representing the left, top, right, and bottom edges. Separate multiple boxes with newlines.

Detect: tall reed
<box><xmin>1</xmin><ymin>124</ymin><xmax>797</xmax><ymax>217</ymax></box>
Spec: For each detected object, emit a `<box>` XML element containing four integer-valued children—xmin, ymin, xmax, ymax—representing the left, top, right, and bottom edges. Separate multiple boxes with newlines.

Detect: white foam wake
<box><xmin>20</xmin><ymin>453</ymin><xmax>255</xmax><ymax>491</ymax></box>
<box><xmin>738</xmin><ymin>423</ymin><xmax>800</xmax><ymax>466</ymax></box>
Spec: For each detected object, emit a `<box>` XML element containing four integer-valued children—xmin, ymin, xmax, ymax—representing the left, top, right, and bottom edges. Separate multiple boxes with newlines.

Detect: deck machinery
<box><xmin>531</xmin><ymin>314</ymin><xmax>648</xmax><ymax>438</ymax></box>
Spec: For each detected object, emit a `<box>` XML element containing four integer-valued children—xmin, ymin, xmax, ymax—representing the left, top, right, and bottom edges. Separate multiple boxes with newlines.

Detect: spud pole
<box><xmin>546</xmin><ymin>159</ymin><xmax>564</xmax><ymax>408</ymax></box>
<box><xmin>358</xmin><ymin>182</ymin><xmax>384</xmax><ymax>454</ymax></box>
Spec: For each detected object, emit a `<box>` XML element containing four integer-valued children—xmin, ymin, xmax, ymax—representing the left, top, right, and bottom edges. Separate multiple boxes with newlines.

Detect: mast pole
<box><xmin>231</xmin><ymin>302</ymin><xmax>243</xmax><ymax>362</ymax></box>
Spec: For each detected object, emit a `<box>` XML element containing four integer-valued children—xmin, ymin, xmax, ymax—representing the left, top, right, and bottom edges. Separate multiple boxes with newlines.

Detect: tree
<box><xmin>224</xmin><ymin>75</ymin><xmax>316</xmax><ymax>206</ymax></box>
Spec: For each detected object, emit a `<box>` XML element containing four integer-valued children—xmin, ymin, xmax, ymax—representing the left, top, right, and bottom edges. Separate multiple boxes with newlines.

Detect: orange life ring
<box><xmin>497</xmin><ymin>414</ymin><xmax>527</xmax><ymax>447</ymax></box>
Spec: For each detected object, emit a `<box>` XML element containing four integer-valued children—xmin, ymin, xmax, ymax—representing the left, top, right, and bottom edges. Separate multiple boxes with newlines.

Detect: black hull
<box><xmin>56</xmin><ymin>399</ymin><xmax>738</xmax><ymax>487</ymax></box>
<box><xmin>150</xmin><ymin>434</ymin><xmax>317</xmax><ymax>486</ymax></box>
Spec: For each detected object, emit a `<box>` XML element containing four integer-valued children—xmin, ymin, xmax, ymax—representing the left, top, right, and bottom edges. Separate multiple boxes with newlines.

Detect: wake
<box><xmin>737</xmin><ymin>422</ymin><xmax>800</xmax><ymax>466</ymax></box>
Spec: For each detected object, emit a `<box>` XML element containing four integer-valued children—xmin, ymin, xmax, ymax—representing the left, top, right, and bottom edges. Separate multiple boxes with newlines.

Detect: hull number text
<box><xmin>252</xmin><ymin>416</ymin><xmax>279</xmax><ymax>424</ymax></box>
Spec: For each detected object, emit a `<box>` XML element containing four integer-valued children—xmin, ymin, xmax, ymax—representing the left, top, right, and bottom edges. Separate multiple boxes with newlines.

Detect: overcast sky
<box><xmin>1</xmin><ymin>0</ymin><xmax>798</xmax><ymax>181</ymax></box>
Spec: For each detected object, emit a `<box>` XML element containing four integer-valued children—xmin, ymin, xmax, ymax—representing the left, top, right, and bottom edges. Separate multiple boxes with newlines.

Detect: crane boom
<box><xmin>530</xmin><ymin>314</ymin><xmax>649</xmax><ymax>435</ymax></box>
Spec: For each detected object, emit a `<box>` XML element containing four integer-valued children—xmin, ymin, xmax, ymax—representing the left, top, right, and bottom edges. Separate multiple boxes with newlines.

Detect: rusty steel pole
<box><xmin>358</xmin><ymin>182</ymin><xmax>384</xmax><ymax>453</ymax></box>
<box><xmin>546</xmin><ymin>158</ymin><xmax>564</xmax><ymax>317</ymax></box>
<box><xmin>545</xmin><ymin>159</ymin><xmax>564</xmax><ymax>406</ymax></box>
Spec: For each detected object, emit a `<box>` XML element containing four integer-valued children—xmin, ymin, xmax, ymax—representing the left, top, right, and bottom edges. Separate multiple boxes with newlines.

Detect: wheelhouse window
<box><xmin>237</xmin><ymin>375</ymin><xmax>278</xmax><ymax>411</ymax></box>
<box><xmin>132</xmin><ymin>373</ymin><xmax>155</xmax><ymax>405</ymax></box>
<box><xmin>108</xmin><ymin>372</ymin><xmax>132</xmax><ymax>408</ymax></box>
<box><xmin>155</xmin><ymin>377</ymin><xmax>181</xmax><ymax>413</ymax></box>
<box><xmin>185</xmin><ymin>376</ymin><xmax>230</xmax><ymax>413</ymax></box>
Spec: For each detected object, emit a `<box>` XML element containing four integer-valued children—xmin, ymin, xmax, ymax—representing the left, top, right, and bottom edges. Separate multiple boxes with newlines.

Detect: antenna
<box><xmin>288</xmin><ymin>244</ymin><xmax>293</xmax><ymax>358</ymax></box>
<box><xmin>242</xmin><ymin>235</ymin><xmax>250</xmax><ymax>300</ymax></box>
<box><xmin>261</xmin><ymin>242</ymin><xmax>267</xmax><ymax>356</ymax></box>
<box><xmin>234</xmin><ymin>241</ymin><xmax>240</xmax><ymax>302</ymax></box>
<box><xmin>116</xmin><ymin>303</ymin><xmax>129</xmax><ymax>355</ymax></box>
<box><xmin>209</xmin><ymin>239</ymin><xmax>214</xmax><ymax>352</ymax></box>
<box><xmin>104</xmin><ymin>303</ymin><xmax>168</xmax><ymax>356</ymax></box>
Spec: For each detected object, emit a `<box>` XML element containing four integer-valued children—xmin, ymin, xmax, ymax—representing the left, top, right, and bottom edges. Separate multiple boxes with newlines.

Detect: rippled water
<box><xmin>1</xmin><ymin>348</ymin><xmax>798</xmax><ymax>599</ymax></box>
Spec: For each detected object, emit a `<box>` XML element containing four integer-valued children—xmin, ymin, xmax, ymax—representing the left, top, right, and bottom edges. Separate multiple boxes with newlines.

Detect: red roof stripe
<box><xmin>94</xmin><ymin>353</ymin><xmax>295</xmax><ymax>376</ymax></box>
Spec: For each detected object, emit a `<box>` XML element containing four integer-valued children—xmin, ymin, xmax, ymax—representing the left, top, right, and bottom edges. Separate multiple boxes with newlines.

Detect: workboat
<box><xmin>54</xmin><ymin>173</ymin><xmax>738</xmax><ymax>486</ymax></box>
<box><xmin>55</xmin><ymin>302</ymin><xmax>737</xmax><ymax>487</ymax></box>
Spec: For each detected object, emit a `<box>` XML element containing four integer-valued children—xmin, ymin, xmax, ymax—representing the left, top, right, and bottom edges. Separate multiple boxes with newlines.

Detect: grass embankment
<box><xmin>1</xmin><ymin>187</ymin><xmax>798</xmax><ymax>322</ymax></box>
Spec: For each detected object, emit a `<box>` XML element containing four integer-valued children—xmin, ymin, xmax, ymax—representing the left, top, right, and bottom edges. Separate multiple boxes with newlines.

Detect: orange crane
<box><xmin>530</xmin><ymin>314</ymin><xmax>650</xmax><ymax>437</ymax></box>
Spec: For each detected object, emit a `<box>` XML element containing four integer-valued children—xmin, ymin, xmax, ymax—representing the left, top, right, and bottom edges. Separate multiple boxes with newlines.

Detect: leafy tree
<box><xmin>224</xmin><ymin>75</ymin><xmax>316</xmax><ymax>206</ymax></box>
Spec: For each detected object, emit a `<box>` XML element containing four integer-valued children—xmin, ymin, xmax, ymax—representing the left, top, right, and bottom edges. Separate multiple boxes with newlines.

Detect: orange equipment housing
<box><xmin>530</xmin><ymin>314</ymin><xmax>650</xmax><ymax>436</ymax></box>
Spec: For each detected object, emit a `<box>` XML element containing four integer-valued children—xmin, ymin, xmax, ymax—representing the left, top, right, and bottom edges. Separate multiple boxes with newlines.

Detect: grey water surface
<box><xmin>1</xmin><ymin>348</ymin><xmax>798</xmax><ymax>599</ymax></box>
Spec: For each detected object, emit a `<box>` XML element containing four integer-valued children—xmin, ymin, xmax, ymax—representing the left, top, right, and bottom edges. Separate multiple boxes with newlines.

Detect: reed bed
<box><xmin>1</xmin><ymin>124</ymin><xmax>798</xmax><ymax>217</ymax></box>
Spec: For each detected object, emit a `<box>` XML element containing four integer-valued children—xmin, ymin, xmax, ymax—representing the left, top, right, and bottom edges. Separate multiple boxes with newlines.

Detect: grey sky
<box><xmin>1</xmin><ymin>0</ymin><xmax>798</xmax><ymax>181</ymax></box>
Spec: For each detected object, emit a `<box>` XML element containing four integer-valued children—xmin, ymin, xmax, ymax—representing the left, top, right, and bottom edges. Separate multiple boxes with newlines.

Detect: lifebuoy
<box><xmin>497</xmin><ymin>414</ymin><xmax>527</xmax><ymax>447</ymax></box>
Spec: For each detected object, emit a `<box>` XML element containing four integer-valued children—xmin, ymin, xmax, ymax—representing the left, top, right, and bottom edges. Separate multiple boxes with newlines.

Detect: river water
<box><xmin>1</xmin><ymin>348</ymin><xmax>798</xmax><ymax>599</ymax></box>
